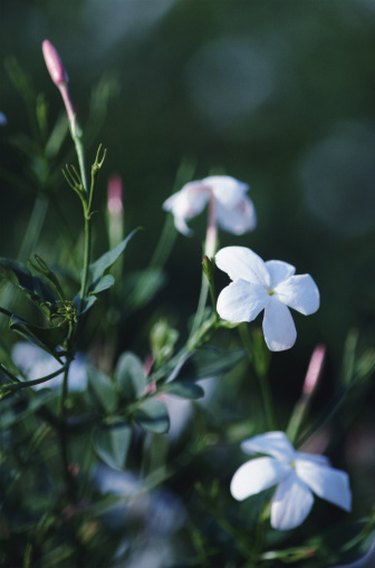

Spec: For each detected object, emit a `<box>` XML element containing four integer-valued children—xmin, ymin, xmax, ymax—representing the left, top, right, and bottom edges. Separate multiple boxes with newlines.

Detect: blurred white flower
<box><xmin>231</xmin><ymin>431</ymin><xmax>351</xmax><ymax>531</ymax></box>
<box><xmin>163</xmin><ymin>175</ymin><xmax>256</xmax><ymax>236</ymax></box>
<box><xmin>215</xmin><ymin>246</ymin><xmax>320</xmax><ymax>351</ymax></box>
<box><xmin>0</xmin><ymin>112</ymin><xmax>7</xmax><ymax>126</ymax></box>
<box><xmin>94</xmin><ymin>464</ymin><xmax>185</xmax><ymax>534</ymax></box>
<box><xmin>12</xmin><ymin>342</ymin><xmax>87</xmax><ymax>391</ymax></box>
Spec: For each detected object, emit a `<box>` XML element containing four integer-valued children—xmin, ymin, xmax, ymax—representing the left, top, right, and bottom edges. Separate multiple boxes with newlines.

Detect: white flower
<box><xmin>163</xmin><ymin>175</ymin><xmax>256</xmax><ymax>236</ymax></box>
<box><xmin>215</xmin><ymin>246</ymin><xmax>320</xmax><ymax>351</ymax></box>
<box><xmin>230</xmin><ymin>431</ymin><xmax>351</xmax><ymax>531</ymax></box>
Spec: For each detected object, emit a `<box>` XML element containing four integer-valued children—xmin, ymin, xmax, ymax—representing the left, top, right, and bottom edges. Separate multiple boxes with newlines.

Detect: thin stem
<box><xmin>190</xmin><ymin>197</ymin><xmax>217</xmax><ymax>337</ymax></box>
<box><xmin>0</xmin><ymin>363</ymin><xmax>67</xmax><ymax>393</ymax></box>
<box><xmin>239</xmin><ymin>324</ymin><xmax>276</xmax><ymax>431</ymax></box>
<box><xmin>79</xmin><ymin>212</ymin><xmax>92</xmax><ymax>308</ymax></box>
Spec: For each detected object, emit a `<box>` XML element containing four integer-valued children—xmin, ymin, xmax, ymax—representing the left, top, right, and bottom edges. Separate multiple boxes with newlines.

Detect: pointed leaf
<box><xmin>0</xmin><ymin>258</ymin><xmax>55</xmax><ymax>304</ymax></box>
<box><xmin>161</xmin><ymin>381</ymin><xmax>204</xmax><ymax>399</ymax></box>
<box><xmin>89</xmin><ymin>229</ymin><xmax>140</xmax><ymax>283</ymax></box>
<box><xmin>93</xmin><ymin>424</ymin><xmax>131</xmax><ymax>470</ymax></box>
<box><xmin>88</xmin><ymin>368</ymin><xmax>117</xmax><ymax>414</ymax></box>
<box><xmin>9</xmin><ymin>315</ymin><xmax>67</xmax><ymax>359</ymax></box>
<box><xmin>134</xmin><ymin>398</ymin><xmax>170</xmax><ymax>433</ymax></box>
<box><xmin>77</xmin><ymin>294</ymin><xmax>98</xmax><ymax>315</ymax></box>
<box><xmin>89</xmin><ymin>274</ymin><xmax>115</xmax><ymax>295</ymax></box>
<box><xmin>171</xmin><ymin>347</ymin><xmax>244</xmax><ymax>384</ymax></box>
<box><xmin>115</xmin><ymin>352</ymin><xmax>147</xmax><ymax>400</ymax></box>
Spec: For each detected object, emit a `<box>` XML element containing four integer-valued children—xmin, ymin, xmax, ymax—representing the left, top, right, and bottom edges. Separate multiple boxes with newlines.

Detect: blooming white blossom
<box><xmin>215</xmin><ymin>246</ymin><xmax>320</xmax><ymax>351</ymax></box>
<box><xmin>163</xmin><ymin>175</ymin><xmax>256</xmax><ymax>236</ymax></box>
<box><xmin>230</xmin><ymin>431</ymin><xmax>351</xmax><ymax>531</ymax></box>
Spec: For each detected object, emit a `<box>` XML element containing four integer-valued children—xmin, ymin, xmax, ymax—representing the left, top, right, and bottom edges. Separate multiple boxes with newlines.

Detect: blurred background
<box><xmin>1</xmin><ymin>0</ymin><xmax>375</xmax><ymax>562</ymax></box>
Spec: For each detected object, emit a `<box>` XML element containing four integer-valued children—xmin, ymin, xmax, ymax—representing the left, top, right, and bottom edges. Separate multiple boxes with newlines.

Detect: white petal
<box><xmin>295</xmin><ymin>451</ymin><xmax>330</xmax><ymax>467</ymax></box>
<box><xmin>241</xmin><ymin>431</ymin><xmax>295</xmax><ymax>462</ymax></box>
<box><xmin>216</xmin><ymin>280</ymin><xmax>268</xmax><ymax>323</ymax></box>
<box><xmin>275</xmin><ymin>274</ymin><xmax>320</xmax><ymax>315</ymax></box>
<box><xmin>216</xmin><ymin>195</ymin><xmax>256</xmax><ymax>235</ymax></box>
<box><xmin>271</xmin><ymin>472</ymin><xmax>314</xmax><ymax>530</ymax></box>
<box><xmin>262</xmin><ymin>298</ymin><xmax>297</xmax><ymax>351</ymax></box>
<box><xmin>162</xmin><ymin>182</ymin><xmax>210</xmax><ymax>235</ymax></box>
<box><xmin>295</xmin><ymin>459</ymin><xmax>351</xmax><ymax>512</ymax></box>
<box><xmin>265</xmin><ymin>260</ymin><xmax>296</xmax><ymax>288</ymax></box>
<box><xmin>215</xmin><ymin>246</ymin><xmax>270</xmax><ymax>286</ymax></box>
<box><xmin>230</xmin><ymin>457</ymin><xmax>291</xmax><ymax>501</ymax></box>
<box><xmin>204</xmin><ymin>175</ymin><xmax>248</xmax><ymax>207</ymax></box>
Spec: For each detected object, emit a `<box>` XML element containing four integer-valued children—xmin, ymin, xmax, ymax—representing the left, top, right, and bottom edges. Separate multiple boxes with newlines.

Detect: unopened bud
<box><xmin>107</xmin><ymin>175</ymin><xmax>124</xmax><ymax>215</ymax></box>
<box><xmin>42</xmin><ymin>40</ymin><xmax>68</xmax><ymax>87</ymax></box>
<box><xmin>303</xmin><ymin>344</ymin><xmax>326</xmax><ymax>397</ymax></box>
<box><xmin>42</xmin><ymin>40</ymin><xmax>76</xmax><ymax>132</ymax></box>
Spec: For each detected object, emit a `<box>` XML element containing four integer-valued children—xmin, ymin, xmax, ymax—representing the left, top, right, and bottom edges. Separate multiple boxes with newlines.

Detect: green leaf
<box><xmin>169</xmin><ymin>347</ymin><xmax>244</xmax><ymax>386</ymax></box>
<box><xmin>77</xmin><ymin>295</ymin><xmax>98</xmax><ymax>315</ymax></box>
<box><xmin>89</xmin><ymin>274</ymin><xmax>115</xmax><ymax>295</ymax></box>
<box><xmin>115</xmin><ymin>352</ymin><xmax>147</xmax><ymax>400</ymax></box>
<box><xmin>0</xmin><ymin>258</ymin><xmax>55</xmax><ymax>304</ymax></box>
<box><xmin>89</xmin><ymin>229</ymin><xmax>140</xmax><ymax>283</ymax></box>
<box><xmin>93</xmin><ymin>424</ymin><xmax>131</xmax><ymax>470</ymax></box>
<box><xmin>9</xmin><ymin>315</ymin><xmax>67</xmax><ymax>359</ymax></box>
<box><xmin>134</xmin><ymin>398</ymin><xmax>169</xmax><ymax>433</ymax></box>
<box><xmin>124</xmin><ymin>269</ymin><xmax>166</xmax><ymax>310</ymax></box>
<box><xmin>0</xmin><ymin>391</ymin><xmax>56</xmax><ymax>429</ymax></box>
<box><xmin>88</xmin><ymin>368</ymin><xmax>117</xmax><ymax>414</ymax></box>
<box><xmin>161</xmin><ymin>381</ymin><xmax>205</xmax><ymax>400</ymax></box>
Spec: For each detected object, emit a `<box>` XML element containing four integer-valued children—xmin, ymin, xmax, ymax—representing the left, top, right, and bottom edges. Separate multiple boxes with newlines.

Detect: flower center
<box><xmin>267</xmin><ymin>287</ymin><xmax>276</xmax><ymax>296</ymax></box>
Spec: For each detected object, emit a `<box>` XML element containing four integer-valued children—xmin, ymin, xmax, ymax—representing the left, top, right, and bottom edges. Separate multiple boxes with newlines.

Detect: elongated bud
<box><xmin>42</xmin><ymin>39</ymin><xmax>76</xmax><ymax>133</ymax></box>
<box><xmin>42</xmin><ymin>40</ymin><xmax>68</xmax><ymax>87</ymax></box>
<box><xmin>107</xmin><ymin>175</ymin><xmax>124</xmax><ymax>215</ymax></box>
<box><xmin>303</xmin><ymin>344</ymin><xmax>326</xmax><ymax>396</ymax></box>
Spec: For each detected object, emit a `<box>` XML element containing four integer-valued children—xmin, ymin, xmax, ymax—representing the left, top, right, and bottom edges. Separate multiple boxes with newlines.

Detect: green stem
<box><xmin>72</xmin><ymin>129</ymin><xmax>88</xmax><ymax>194</ymax></box>
<box><xmin>79</xmin><ymin>212</ymin><xmax>92</xmax><ymax>308</ymax></box>
<box><xmin>239</xmin><ymin>324</ymin><xmax>276</xmax><ymax>431</ymax></box>
<box><xmin>0</xmin><ymin>363</ymin><xmax>67</xmax><ymax>394</ymax></box>
<box><xmin>190</xmin><ymin>198</ymin><xmax>217</xmax><ymax>338</ymax></box>
<box><xmin>286</xmin><ymin>398</ymin><xmax>309</xmax><ymax>444</ymax></box>
<box><xmin>190</xmin><ymin>273</ymin><xmax>210</xmax><ymax>337</ymax></box>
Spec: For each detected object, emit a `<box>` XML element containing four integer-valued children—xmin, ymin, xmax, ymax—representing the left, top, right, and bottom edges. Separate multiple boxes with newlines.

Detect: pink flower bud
<box><xmin>107</xmin><ymin>175</ymin><xmax>124</xmax><ymax>215</ymax></box>
<box><xmin>303</xmin><ymin>344</ymin><xmax>326</xmax><ymax>396</ymax></box>
<box><xmin>42</xmin><ymin>40</ymin><xmax>68</xmax><ymax>87</ymax></box>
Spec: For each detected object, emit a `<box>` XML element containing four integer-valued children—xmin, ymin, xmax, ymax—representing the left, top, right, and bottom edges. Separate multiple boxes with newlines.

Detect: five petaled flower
<box><xmin>163</xmin><ymin>175</ymin><xmax>256</xmax><ymax>236</ymax></box>
<box><xmin>230</xmin><ymin>431</ymin><xmax>351</xmax><ymax>531</ymax></box>
<box><xmin>216</xmin><ymin>246</ymin><xmax>320</xmax><ymax>351</ymax></box>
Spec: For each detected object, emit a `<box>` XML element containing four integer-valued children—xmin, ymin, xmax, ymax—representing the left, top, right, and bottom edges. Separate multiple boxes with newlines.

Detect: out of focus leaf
<box><xmin>134</xmin><ymin>398</ymin><xmax>169</xmax><ymax>433</ymax></box>
<box><xmin>0</xmin><ymin>391</ymin><xmax>56</xmax><ymax>429</ymax></box>
<box><xmin>183</xmin><ymin>346</ymin><xmax>244</xmax><ymax>380</ymax></box>
<box><xmin>124</xmin><ymin>269</ymin><xmax>166</xmax><ymax>310</ymax></box>
<box><xmin>0</xmin><ymin>258</ymin><xmax>55</xmax><ymax>304</ymax></box>
<box><xmin>161</xmin><ymin>381</ymin><xmax>204</xmax><ymax>399</ymax></box>
<box><xmin>115</xmin><ymin>352</ymin><xmax>147</xmax><ymax>400</ymax></box>
<box><xmin>88</xmin><ymin>368</ymin><xmax>117</xmax><ymax>414</ymax></box>
<box><xmin>93</xmin><ymin>424</ymin><xmax>131</xmax><ymax>470</ymax></box>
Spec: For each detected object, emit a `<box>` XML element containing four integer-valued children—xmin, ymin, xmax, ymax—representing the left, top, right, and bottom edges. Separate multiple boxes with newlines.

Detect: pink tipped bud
<box><xmin>303</xmin><ymin>344</ymin><xmax>326</xmax><ymax>397</ymax></box>
<box><xmin>107</xmin><ymin>175</ymin><xmax>124</xmax><ymax>215</ymax></box>
<box><xmin>42</xmin><ymin>40</ymin><xmax>68</xmax><ymax>87</ymax></box>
